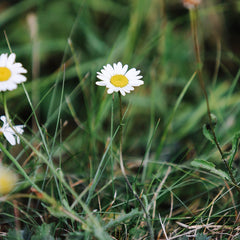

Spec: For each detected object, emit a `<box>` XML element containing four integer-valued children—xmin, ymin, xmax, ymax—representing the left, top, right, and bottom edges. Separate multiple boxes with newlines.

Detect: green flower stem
<box><xmin>118</xmin><ymin>92</ymin><xmax>154</xmax><ymax>240</ymax></box>
<box><xmin>190</xmin><ymin>9</ymin><xmax>222</xmax><ymax>156</ymax></box>
<box><xmin>85</xmin><ymin>124</ymin><xmax>119</xmax><ymax>205</ymax></box>
<box><xmin>189</xmin><ymin>9</ymin><xmax>240</xmax><ymax>193</ymax></box>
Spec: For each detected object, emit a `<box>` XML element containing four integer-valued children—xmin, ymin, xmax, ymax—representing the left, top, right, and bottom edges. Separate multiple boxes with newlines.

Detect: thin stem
<box><xmin>118</xmin><ymin>92</ymin><xmax>154</xmax><ymax>240</ymax></box>
<box><xmin>4</xmin><ymin>30</ymin><xmax>13</xmax><ymax>53</ymax></box>
<box><xmin>111</xmin><ymin>94</ymin><xmax>115</xmax><ymax>194</ymax></box>
<box><xmin>190</xmin><ymin>9</ymin><xmax>240</xmax><ymax>193</ymax></box>
<box><xmin>190</xmin><ymin>9</ymin><xmax>223</xmax><ymax>156</ymax></box>
<box><xmin>27</xmin><ymin>13</ymin><xmax>40</xmax><ymax>134</ymax></box>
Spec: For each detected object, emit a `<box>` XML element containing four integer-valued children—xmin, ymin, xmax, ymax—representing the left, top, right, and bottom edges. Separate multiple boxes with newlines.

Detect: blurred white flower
<box><xmin>0</xmin><ymin>115</ymin><xmax>24</xmax><ymax>146</ymax></box>
<box><xmin>96</xmin><ymin>62</ymin><xmax>143</xmax><ymax>96</ymax></box>
<box><xmin>0</xmin><ymin>53</ymin><xmax>27</xmax><ymax>92</ymax></box>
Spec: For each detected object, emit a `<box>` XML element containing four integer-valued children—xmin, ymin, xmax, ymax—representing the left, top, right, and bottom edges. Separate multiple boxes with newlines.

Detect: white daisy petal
<box><xmin>135</xmin><ymin>75</ymin><xmax>143</xmax><ymax>80</ymax></box>
<box><xmin>96</xmin><ymin>81</ymin><xmax>107</xmax><ymax>86</ymax></box>
<box><xmin>3</xmin><ymin>131</ymin><xmax>16</xmax><ymax>145</ymax></box>
<box><xmin>101</xmin><ymin>69</ymin><xmax>112</xmax><ymax>78</ymax></box>
<box><xmin>131</xmin><ymin>80</ymin><xmax>144</xmax><ymax>87</ymax></box>
<box><xmin>117</xmin><ymin>62</ymin><xmax>122</xmax><ymax>67</ymax></box>
<box><xmin>113</xmin><ymin>63</ymin><xmax>118</xmax><ymax>71</ymax></box>
<box><xmin>0</xmin><ymin>57</ymin><xmax>5</xmax><ymax>66</ymax></box>
<box><xmin>0</xmin><ymin>82</ymin><xmax>17</xmax><ymax>91</ymax></box>
<box><xmin>135</xmin><ymin>70</ymin><xmax>141</xmax><ymax>75</ymax></box>
<box><xmin>12</xmin><ymin>74</ymin><xmax>27</xmax><ymax>83</ymax></box>
<box><xmin>0</xmin><ymin>54</ymin><xmax>8</xmax><ymax>66</ymax></box>
<box><xmin>0</xmin><ymin>116</ymin><xmax>24</xmax><ymax>146</ymax></box>
<box><xmin>0</xmin><ymin>116</ymin><xmax>7</xmax><ymax>124</ymax></box>
<box><xmin>15</xmin><ymin>68</ymin><xmax>27</xmax><ymax>74</ymax></box>
<box><xmin>121</xmin><ymin>64</ymin><xmax>128</xmax><ymax>75</ymax></box>
<box><xmin>16</xmin><ymin>136</ymin><xmax>20</xmax><ymax>144</ymax></box>
<box><xmin>13</xmin><ymin>62</ymin><xmax>22</xmax><ymax>68</ymax></box>
<box><xmin>7</xmin><ymin>53</ymin><xmax>16</xmax><ymax>66</ymax></box>
<box><xmin>0</xmin><ymin>53</ymin><xmax>27</xmax><ymax>92</ymax></box>
<box><xmin>96</xmin><ymin>62</ymin><xmax>143</xmax><ymax>96</ymax></box>
<box><xmin>123</xmin><ymin>88</ymin><xmax>130</xmax><ymax>93</ymax></box>
<box><xmin>12</xmin><ymin>64</ymin><xmax>27</xmax><ymax>74</ymax></box>
<box><xmin>115</xmin><ymin>62</ymin><xmax>122</xmax><ymax>73</ymax></box>
<box><xmin>126</xmin><ymin>85</ymin><xmax>134</xmax><ymax>91</ymax></box>
<box><xmin>96</xmin><ymin>74</ymin><xmax>108</xmax><ymax>81</ymax></box>
<box><xmin>14</xmin><ymin>125</ymin><xmax>25</xmax><ymax>134</ymax></box>
<box><xmin>102</xmin><ymin>67</ymin><xmax>114</xmax><ymax>77</ymax></box>
<box><xmin>106</xmin><ymin>64</ymin><xmax>114</xmax><ymax>72</ymax></box>
<box><xmin>125</xmin><ymin>68</ymin><xmax>139</xmax><ymax>78</ymax></box>
<box><xmin>7</xmin><ymin>83</ymin><xmax>18</xmax><ymax>90</ymax></box>
<box><xmin>120</xmin><ymin>89</ymin><xmax>126</xmax><ymax>96</ymax></box>
<box><xmin>107</xmin><ymin>88</ymin><xmax>114</xmax><ymax>94</ymax></box>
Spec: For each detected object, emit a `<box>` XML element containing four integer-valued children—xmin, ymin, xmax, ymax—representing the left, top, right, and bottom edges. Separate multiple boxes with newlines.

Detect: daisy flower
<box><xmin>0</xmin><ymin>115</ymin><xmax>24</xmax><ymax>146</ymax></box>
<box><xmin>0</xmin><ymin>53</ymin><xmax>27</xmax><ymax>92</ymax></box>
<box><xmin>96</xmin><ymin>62</ymin><xmax>143</xmax><ymax>96</ymax></box>
<box><xmin>0</xmin><ymin>165</ymin><xmax>18</xmax><ymax>195</ymax></box>
<box><xmin>182</xmin><ymin>0</ymin><xmax>201</xmax><ymax>9</ymax></box>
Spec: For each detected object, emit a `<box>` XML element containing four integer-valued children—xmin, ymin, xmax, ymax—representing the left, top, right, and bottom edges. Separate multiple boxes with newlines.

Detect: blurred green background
<box><xmin>0</xmin><ymin>0</ymin><xmax>239</xmax><ymax>173</ymax></box>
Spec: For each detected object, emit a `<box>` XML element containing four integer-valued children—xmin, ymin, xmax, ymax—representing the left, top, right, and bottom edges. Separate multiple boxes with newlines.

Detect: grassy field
<box><xmin>0</xmin><ymin>0</ymin><xmax>240</xmax><ymax>239</ymax></box>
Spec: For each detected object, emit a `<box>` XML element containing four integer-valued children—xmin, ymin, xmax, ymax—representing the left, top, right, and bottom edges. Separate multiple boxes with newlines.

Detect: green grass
<box><xmin>0</xmin><ymin>0</ymin><xmax>240</xmax><ymax>239</ymax></box>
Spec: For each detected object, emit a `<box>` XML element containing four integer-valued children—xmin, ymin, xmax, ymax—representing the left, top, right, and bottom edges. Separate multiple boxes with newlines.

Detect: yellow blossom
<box><xmin>0</xmin><ymin>166</ymin><xmax>18</xmax><ymax>195</ymax></box>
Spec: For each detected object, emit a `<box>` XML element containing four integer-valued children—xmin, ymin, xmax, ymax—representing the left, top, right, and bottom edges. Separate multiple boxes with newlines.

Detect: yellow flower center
<box><xmin>0</xmin><ymin>67</ymin><xmax>11</xmax><ymax>82</ymax></box>
<box><xmin>110</xmin><ymin>74</ymin><xmax>128</xmax><ymax>88</ymax></box>
<box><xmin>0</xmin><ymin>171</ymin><xmax>16</xmax><ymax>195</ymax></box>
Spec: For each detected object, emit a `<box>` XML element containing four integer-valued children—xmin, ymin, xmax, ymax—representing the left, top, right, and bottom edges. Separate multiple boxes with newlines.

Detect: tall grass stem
<box><xmin>190</xmin><ymin>9</ymin><xmax>240</xmax><ymax>193</ymax></box>
<box><xmin>118</xmin><ymin>92</ymin><xmax>154</xmax><ymax>240</ymax></box>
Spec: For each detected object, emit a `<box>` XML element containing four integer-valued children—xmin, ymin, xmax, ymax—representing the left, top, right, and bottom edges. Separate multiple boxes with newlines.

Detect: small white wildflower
<box><xmin>0</xmin><ymin>115</ymin><xmax>24</xmax><ymax>146</ymax></box>
<box><xmin>96</xmin><ymin>62</ymin><xmax>144</xmax><ymax>96</ymax></box>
